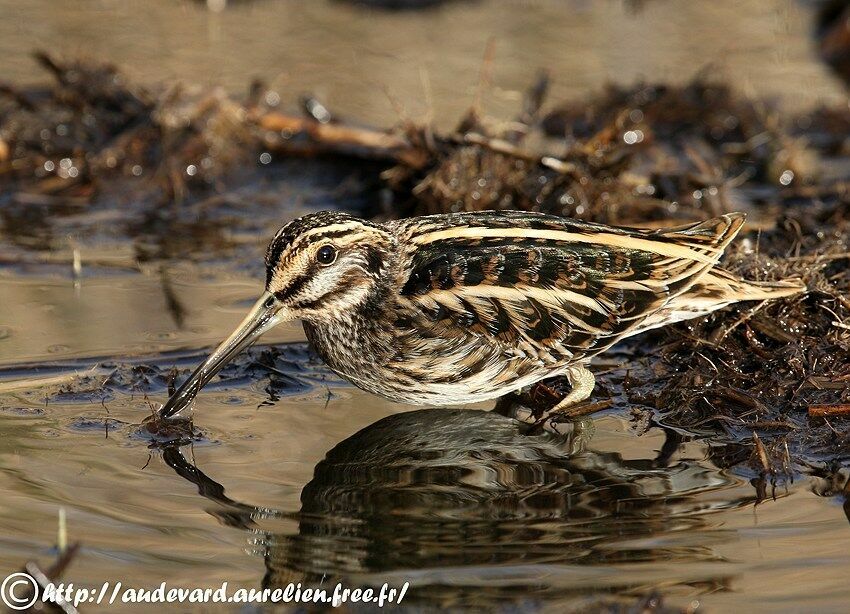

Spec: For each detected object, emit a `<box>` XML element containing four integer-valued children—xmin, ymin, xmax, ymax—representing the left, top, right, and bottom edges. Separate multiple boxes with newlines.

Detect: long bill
<box><xmin>159</xmin><ymin>291</ymin><xmax>285</xmax><ymax>419</ymax></box>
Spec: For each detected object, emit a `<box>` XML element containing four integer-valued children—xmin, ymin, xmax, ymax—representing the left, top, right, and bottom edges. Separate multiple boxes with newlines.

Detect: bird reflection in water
<box><xmin>161</xmin><ymin>407</ymin><xmax>754</xmax><ymax>608</ymax></box>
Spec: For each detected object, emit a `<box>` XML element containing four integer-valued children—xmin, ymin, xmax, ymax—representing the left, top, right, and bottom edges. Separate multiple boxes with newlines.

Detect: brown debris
<box><xmin>809</xmin><ymin>404</ymin><xmax>850</xmax><ymax>418</ymax></box>
<box><xmin>817</xmin><ymin>0</ymin><xmax>850</xmax><ymax>87</ymax></box>
<box><xmin>256</xmin><ymin>110</ymin><xmax>429</xmax><ymax>167</ymax></box>
<box><xmin>555</xmin><ymin>399</ymin><xmax>614</xmax><ymax>420</ymax></box>
<box><xmin>752</xmin><ymin>432</ymin><xmax>770</xmax><ymax>473</ymax></box>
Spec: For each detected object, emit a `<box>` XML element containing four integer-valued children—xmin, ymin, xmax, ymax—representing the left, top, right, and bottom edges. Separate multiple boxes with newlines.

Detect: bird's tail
<box><xmin>697</xmin><ymin>267</ymin><xmax>806</xmax><ymax>301</ymax></box>
<box><xmin>630</xmin><ymin>267</ymin><xmax>806</xmax><ymax>336</ymax></box>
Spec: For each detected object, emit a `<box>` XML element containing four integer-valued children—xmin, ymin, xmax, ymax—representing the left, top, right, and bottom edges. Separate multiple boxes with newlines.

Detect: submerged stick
<box><xmin>752</xmin><ymin>431</ymin><xmax>770</xmax><ymax>473</ymax></box>
<box><xmin>554</xmin><ymin>399</ymin><xmax>613</xmax><ymax>420</ymax></box>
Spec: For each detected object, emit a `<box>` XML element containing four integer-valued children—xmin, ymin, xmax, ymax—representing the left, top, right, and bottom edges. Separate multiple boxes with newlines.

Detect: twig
<box><xmin>255</xmin><ymin>111</ymin><xmax>428</xmax><ymax>167</ymax></box>
<box><xmin>808</xmin><ymin>404</ymin><xmax>850</xmax><ymax>418</ymax></box>
<box><xmin>752</xmin><ymin>431</ymin><xmax>770</xmax><ymax>473</ymax></box>
<box><xmin>710</xmin><ymin>300</ymin><xmax>767</xmax><ymax>344</ymax></box>
<box><xmin>554</xmin><ymin>399</ymin><xmax>613</xmax><ymax>419</ymax></box>
<box><xmin>472</xmin><ymin>38</ymin><xmax>497</xmax><ymax>115</ymax></box>
<box><xmin>783</xmin><ymin>251</ymin><xmax>850</xmax><ymax>263</ymax></box>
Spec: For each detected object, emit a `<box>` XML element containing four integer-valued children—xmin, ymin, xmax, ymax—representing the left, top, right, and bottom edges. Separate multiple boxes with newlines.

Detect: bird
<box><xmin>158</xmin><ymin>209</ymin><xmax>805</xmax><ymax>420</ymax></box>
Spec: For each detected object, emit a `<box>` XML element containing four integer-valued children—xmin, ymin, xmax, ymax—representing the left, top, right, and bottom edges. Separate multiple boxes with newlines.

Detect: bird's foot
<box><xmin>540</xmin><ymin>364</ymin><xmax>596</xmax><ymax>420</ymax></box>
<box><xmin>496</xmin><ymin>364</ymin><xmax>599</xmax><ymax>442</ymax></box>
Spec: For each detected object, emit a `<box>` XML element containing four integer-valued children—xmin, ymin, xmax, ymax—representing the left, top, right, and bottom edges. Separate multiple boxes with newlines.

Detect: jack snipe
<box><xmin>159</xmin><ymin>210</ymin><xmax>805</xmax><ymax>419</ymax></box>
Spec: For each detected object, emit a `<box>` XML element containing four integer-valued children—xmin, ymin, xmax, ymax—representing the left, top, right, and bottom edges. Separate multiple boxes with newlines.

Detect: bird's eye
<box><xmin>316</xmin><ymin>244</ymin><xmax>337</xmax><ymax>266</ymax></box>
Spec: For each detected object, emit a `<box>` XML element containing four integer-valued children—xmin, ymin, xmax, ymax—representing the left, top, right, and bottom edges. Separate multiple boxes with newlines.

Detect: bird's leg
<box><xmin>542</xmin><ymin>364</ymin><xmax>595</xmax><ymax>419</ymax></box>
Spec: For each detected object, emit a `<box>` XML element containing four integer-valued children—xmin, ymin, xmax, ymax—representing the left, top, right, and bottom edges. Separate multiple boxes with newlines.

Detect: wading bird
<box><xmin>159</xmin><ymin>210</ymin><xmax>804</xmax><ymax>420</ymax></box>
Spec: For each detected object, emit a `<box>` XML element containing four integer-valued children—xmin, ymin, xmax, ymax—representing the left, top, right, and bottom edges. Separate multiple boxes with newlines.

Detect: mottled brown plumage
<box><xmin>159</xmin><ymin>210</ymin><xmax>805</xmax><ymax>419</ymax></box>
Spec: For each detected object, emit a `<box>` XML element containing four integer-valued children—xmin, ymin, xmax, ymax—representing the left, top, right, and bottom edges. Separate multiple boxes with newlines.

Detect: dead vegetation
<box><xmin>3</xmin><ymin>51</ymin><xmax>850</xmax><ymax>480</ymax></box>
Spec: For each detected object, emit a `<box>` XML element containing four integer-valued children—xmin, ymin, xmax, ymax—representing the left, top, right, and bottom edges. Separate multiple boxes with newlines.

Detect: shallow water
<box><xmin>2</xmin><ymin>0</ymin><xmax>850</xmax><ymax>611</ymax></box>
<box><xmin>1</xmin><ymin>273</ymin><xmax>850</xmax><ymax>611</ymax></box>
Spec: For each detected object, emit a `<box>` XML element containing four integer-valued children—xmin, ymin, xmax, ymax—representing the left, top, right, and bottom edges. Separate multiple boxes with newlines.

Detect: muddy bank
<box><xmin>2</xmin><ymin>52</ymin><xmax>850</xmax><ymax>488</ymax></box>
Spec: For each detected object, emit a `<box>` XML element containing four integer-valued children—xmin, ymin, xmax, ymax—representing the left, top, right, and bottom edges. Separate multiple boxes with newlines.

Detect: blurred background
<box><xmin>2</xmin><ymin>1</ymin><xmax>850</xmax><ymax>612</ymax></box>
<box><xmin>1</xmin><ymin>0</ymin><xmax>845</xmax><ymax>128</ymax></box>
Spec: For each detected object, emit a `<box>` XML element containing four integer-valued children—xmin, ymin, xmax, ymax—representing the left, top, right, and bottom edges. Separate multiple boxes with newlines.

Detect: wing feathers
<box><xmin>405</xmin><ymin>212</ymin><xmax>745</xmax><ymax>265</ymax></box>
<box><xmin>398</xmin><ymin>211</ymin><xmax>748</xmax><ymax>363</ymax></box>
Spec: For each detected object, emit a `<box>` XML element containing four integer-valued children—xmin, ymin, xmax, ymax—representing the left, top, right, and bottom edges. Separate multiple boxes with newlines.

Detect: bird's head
<box><xmin>263</xmin><ymin>210</ymin><xmax>395</xmax><ymax>323</ymax></box>
<box><xmin>159</xmin><ymin>211</ymin><xmax>394</xmax><ymax>417</ymax></box>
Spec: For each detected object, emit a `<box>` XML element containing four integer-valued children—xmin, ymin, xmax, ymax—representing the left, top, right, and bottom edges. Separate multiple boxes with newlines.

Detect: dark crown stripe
<box><xmin>267</xmin><ymin>228</ymin><xmax>362</xmax><ymax>269</ymax></box>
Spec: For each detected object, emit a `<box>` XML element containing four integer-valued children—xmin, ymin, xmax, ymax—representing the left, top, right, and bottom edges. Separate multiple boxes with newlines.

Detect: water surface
<box><xmin>1</xmin><ymin>0</ymin><xmax>850</xmax><ymax>611</ymax></box>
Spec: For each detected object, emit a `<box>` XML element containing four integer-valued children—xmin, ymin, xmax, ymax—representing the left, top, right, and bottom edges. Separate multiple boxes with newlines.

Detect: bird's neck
<box><xmin>302</xmin><ymin>260</ymin><xmax>400</xmax><ymax>383</ymax></box>
<box><xmin>302</xmin><ymin>309</ymin><xmax>394</xmax><ymax>388</ymax></box>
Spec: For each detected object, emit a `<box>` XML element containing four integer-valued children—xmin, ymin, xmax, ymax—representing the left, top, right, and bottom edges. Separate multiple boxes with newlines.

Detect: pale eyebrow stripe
<box><xmin>273</xmin><ymin>221</ymin><xmax>368</xmax><ymax>249</ymax></box>
<box><xmin>299</xmin><ymin>222</ymin><xmax>366</xmax><ymax>241</ymax></box>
